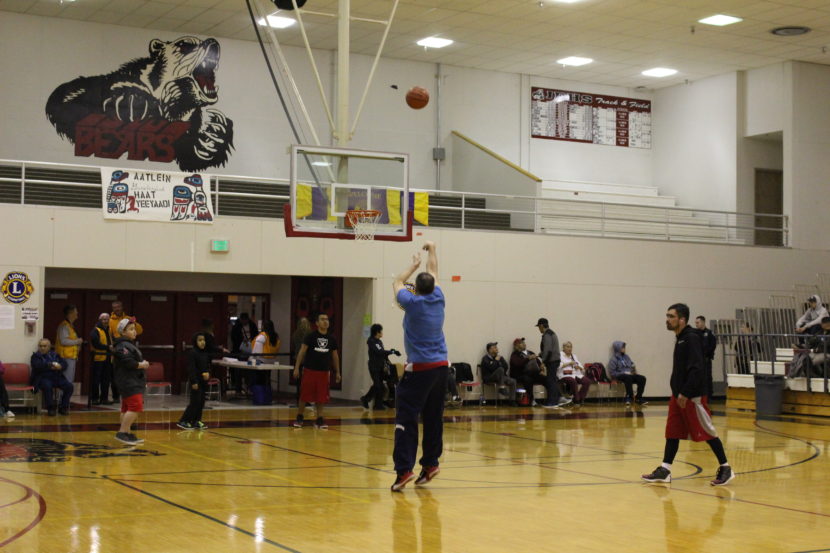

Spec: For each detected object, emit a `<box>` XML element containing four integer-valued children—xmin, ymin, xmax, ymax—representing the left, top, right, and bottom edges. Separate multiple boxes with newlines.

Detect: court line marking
<box><xmin>0</xmin><ymin>475</ymin><xmax>47</xmax><ymax>548</ymax></box>
<box><xmin>146</xmin><ymin>437</ymin><xmax>370</xmax><ymax>505</ymax></box>
<box><xmin>104</xmin><ymin>476</ymin><xmax>302</xmax><ymax>553</ymax></box>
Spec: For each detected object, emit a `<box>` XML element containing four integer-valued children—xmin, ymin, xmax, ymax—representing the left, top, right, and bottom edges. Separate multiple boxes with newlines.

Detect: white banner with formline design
<box><xmin>101</xmin><ymin>167</ymin><xmax>214</xmax><ymax>223</ymax></box>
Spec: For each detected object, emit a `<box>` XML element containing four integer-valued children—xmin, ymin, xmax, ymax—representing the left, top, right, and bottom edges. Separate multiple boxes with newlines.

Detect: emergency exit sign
<box><xmin>211</xmin><ymin>239</ymin><xmax>230</xmax><ymax>253</ymax></box>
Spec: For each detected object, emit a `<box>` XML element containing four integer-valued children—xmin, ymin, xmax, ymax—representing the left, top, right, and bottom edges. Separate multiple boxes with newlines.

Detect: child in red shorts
<box><xmin>112</xmin><ymin>319</ymin><xmax>148</xmax><ymax>445</ymax></box>
<box><xmin>292</xmin><ymin>313</ymin><xmax>340</xmax><ymax>429</ymax></box>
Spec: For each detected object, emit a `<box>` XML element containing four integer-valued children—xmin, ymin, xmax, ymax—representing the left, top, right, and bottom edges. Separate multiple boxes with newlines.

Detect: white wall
<box><xmin>4</xmin><ymin>202</ymin><xmax>830</xmax><ymax>398</ymax></box>
<box><xmin>784</xmin><ymin>61</ymin><xmax>830</xmax><ymax>251</ymax></box>
<box><xmin>652</xmin><ymin>73</ymin><xmax>738</xmax><ymax>211</ymax></box>
<box><xmin>744</xmin><ymin>64</ymin><xmax>785</xmax><ymax>137</ymax></box>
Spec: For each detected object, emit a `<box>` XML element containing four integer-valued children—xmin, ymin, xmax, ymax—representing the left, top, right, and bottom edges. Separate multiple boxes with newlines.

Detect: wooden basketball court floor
<box><xmin>1</xmin><ymin>402</ymin><xmax>829</xmax><ymax>553</ymax></box>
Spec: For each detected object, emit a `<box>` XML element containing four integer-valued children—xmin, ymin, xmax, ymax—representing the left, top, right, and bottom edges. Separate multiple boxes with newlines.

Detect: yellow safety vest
<box><xmin>253</xmin><ymin>332</ymin><xmax>280</xmax><ymax>360</ymax></box>
<box><xmin>109</xmin><ymin>313</ymin><xmax>144</xmax><ymax>338</ymax></box>
<box><xmin>91</xmin><ymin>326</ymin><xmax>109</xmax><ymax>362</ymax></box>
<box><xmin>55</xmin><ymin>320</ymin><xmax>79</xmax><ymax>360</ymax></box>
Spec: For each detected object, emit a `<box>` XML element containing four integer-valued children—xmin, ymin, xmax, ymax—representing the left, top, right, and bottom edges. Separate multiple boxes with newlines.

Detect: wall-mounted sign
<box><xmin>21</xmin><ymin>307</ymin><xmax>39</xmax><ymax>321</ymax></box>
<box><xmin>531</xmin><ymin>87</ymin><xmax>651</xmax><ymax>149</ymax></box>
<box><xmin>101</xmin><ymin>168</ymin><xmax>214</xmax><ymax>223</ymax></box>
<box><xmin>2</xmin><ymin>272</ymin><xmax>34</xmax><ymax>304</ymax></box>
<box><xmin>210</xmin><ymin>239</ymin><xmax>230</xmax><ymax>252</ymax></box>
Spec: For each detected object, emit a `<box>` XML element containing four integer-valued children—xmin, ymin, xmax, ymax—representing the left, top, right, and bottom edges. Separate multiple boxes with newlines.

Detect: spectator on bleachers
<box><xmin>807</xmin><ymin>316</ymin><xmax>830</xmax><ymax>370</ymax></box>
<box><xmin>0</xmin><ymin>361</ymin><xmax>14</xmax><ymax>418</ymax></box>
<box><xmin>695</xmin><ymin>316</ymin><xmax>717</xmax><ymax>400</ymax></box>
<box><xmin>559</xmin><ymin>341</ymin><xmax>592</xmax><ymax>406</ymax></box>
<box><xmin>480</xmin><ymin>342</ymin><xmax>517</xmax><ymax>404</ymax></box>
<box><xmin>795</xmin><ymin>295</ymin><xmax>828</xmax><ymax>336</ymax></box>
<box><xmin>608</xmin><ymin>341</ymin><xmax>647</xmax><ymax>406</ymax></box>
<box><xmin>509</xmin><ymin>337</ymin><xmax>550</xmax><ymax>407</ymax></box>
<box><xmin>30</xmin><ymin>338</ymin><xmax>74</xmax><ymax>416</ymax></box>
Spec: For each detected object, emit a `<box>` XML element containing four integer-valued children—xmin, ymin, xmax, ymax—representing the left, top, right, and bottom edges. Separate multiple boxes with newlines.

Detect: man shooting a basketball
<box><xmin>390</xmin><ymin>240</ymin><xmax>448</xmax><ymax>492</ymax></box>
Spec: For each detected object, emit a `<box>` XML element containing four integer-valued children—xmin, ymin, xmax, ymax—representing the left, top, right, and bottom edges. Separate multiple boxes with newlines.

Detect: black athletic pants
<box><xmin>180</xmin><ymin>383</ymin><xmax>206</xmax><ymax>424</ymax></box>
<box><xmin>393</xmin><ymin>366</ymin><xmax>448</xmax><ymax>475</ymax></box>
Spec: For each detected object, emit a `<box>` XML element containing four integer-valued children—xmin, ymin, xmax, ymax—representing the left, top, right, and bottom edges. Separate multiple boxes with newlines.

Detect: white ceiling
<box><xmin>2</xmin><ymin>0</ymin><xmax>830</xmax><ymax>89</ymax></box>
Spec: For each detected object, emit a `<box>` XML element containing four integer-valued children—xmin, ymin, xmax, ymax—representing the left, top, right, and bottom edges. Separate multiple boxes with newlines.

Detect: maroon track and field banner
<box><xmin>530</xmin><ymin>87</ymin><xmax>651</xmax><ymax>149</ymax></box>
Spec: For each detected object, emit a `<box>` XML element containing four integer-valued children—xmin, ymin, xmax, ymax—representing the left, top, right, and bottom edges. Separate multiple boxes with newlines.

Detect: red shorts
<box><xmin>120</xmin><ymin>393</ymin><xmax>144</xmax><ymax>413</ymax></box>
<box><xmin>665</xmin><ymin>395</ymin><xmax>717</xmax><ymax>442</ymax></box>
<box><xmin>300</xmin><ymin>370</ymin><xmax>331</xmax><ymax>404</ymax></box>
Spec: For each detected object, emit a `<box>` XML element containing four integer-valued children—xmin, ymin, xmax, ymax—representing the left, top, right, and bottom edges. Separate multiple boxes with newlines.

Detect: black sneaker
<box><xmin>115</xmin><ymin>432</ymin><xmax>139</xmax><ymax>445</ymax></box>
<box><xmin>415</xmin><ymin>466</ymin><xmax>440</xmax><ymax>486</ymax></box>
<box><xmin>391</xmin><ymin>471</ymin><xmax>415</xmax><ymax>492</ymax></box>
<box><xmin>314</xmin><ymin>417</ymin><xmax>328</xmax><ymax>429</ymax></box>
<box><xmin>360</xmin><ymin>396</ymin><xmax>370</xmax><ymax>409</ymax></box>
<box><xmin>177</xmin><ymin>421</ymin><xmax>194</xmax><ymax>430</ymax></box>
<box><xmin>635</xmin><ymin>398</ymin><xmax>649</xmax><ymax>406</ymax></box>
<box><xmin>127</xmin><ymin>433</ymin><xmax>145</xmax><ymax>444</ymax></box>
<box><xmin>58</xmin><ymin>407</ymin><xmax>69</xmax><ymax>416</ymax></box>
<box><xmin>642</xmin><ymin>466</ymin><xmax>671</xmax><ymax>483</ymax></box>
<box><xmin>194</xmin><ymin>421</ymin><xmax>208</xmax><ymax>430</ymax></box>
<box><xmin>293</xmin><ymin>415</ymin><xmax>304</xmax><ymax>428</ymax></box>
<box><xmin>710</xmin><ymin>465</ymin><xmax>735</xmax><ymax>486</ymax></box>
<box><xmin>47</xmin><ymin>408</ymin><xmax>57</xmax><ymax>416</ymax></box>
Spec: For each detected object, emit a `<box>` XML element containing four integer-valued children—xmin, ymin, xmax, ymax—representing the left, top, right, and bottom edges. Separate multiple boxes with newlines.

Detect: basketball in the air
<box><xmin>406</xmin><ymin>87</ymin><xmax>430</xmax><ymax>109</ymax></box>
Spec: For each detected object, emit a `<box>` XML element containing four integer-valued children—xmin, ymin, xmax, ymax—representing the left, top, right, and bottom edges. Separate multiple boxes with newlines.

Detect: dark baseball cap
<box><xmin>536</xmin><ymin>318</ymin><xmax>548</xmax><ymax>326</ymax></box>
<box><xmin>808</xmin><ymin>295</ymin><xmax>819</xmax><ymax>303</ymax></box>
<box><xmin>486</xmin><ymin>342</ymin><xmax>498</xmax><ymax>350</ymax></box>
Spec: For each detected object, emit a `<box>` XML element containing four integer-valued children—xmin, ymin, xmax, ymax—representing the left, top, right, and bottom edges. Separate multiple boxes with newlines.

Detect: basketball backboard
<box><xmin>284</xmin><ymin>145</ymin><xmax>412</xmax><ymax>241</ymax></box>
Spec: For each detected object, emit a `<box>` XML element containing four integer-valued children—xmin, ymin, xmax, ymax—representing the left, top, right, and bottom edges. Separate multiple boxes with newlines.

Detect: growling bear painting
<box><xmin>45</xmin><ymin>36</ymin><xmax>234</xmax><ymax>171</ymax></box>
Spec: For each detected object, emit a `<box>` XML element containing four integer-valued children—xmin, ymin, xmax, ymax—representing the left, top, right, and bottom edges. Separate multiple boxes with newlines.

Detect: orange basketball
<box><xmin>406</xmin><ymin>86</ymin><xmax>430</xmax><ymax>109</ymax></box>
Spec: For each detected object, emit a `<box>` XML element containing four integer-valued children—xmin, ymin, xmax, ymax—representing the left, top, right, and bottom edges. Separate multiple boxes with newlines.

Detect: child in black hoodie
<box><xmin>177</xmin><ymin>333</ymin><xmax>211</xmax><ymax>430</ymax></box>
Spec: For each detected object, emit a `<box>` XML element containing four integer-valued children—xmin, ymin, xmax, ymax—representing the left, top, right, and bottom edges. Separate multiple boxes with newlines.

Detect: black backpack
<box><xmin>452</xmin><ymin>362</ymin><xmax>474</xmax><ymax>382</ymax></box>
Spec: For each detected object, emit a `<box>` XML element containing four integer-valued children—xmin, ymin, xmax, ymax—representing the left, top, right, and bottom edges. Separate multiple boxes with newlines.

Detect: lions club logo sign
<box><xmin>2</xmin><ymin>272</ymin><xmax>34</xmax><ymax>304</ymax></box>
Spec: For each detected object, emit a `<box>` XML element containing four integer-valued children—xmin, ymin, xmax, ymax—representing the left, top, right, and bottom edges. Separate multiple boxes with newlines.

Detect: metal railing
<box><xmin>0</xmin><ymin>158</ymin><xmax>789</xmax><ymax>246</ymax></box>
<box><xmin>718</xmin><ymin>331</ymin><xmax>829</xmax><ymax>393</ymax></box>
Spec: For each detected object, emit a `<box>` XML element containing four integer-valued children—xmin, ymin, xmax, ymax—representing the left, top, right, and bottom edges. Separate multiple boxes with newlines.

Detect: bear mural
<box><xmin>45</xmin><ymin>36</ymin><xmax>234</xmax><ymax>172</ymax></box>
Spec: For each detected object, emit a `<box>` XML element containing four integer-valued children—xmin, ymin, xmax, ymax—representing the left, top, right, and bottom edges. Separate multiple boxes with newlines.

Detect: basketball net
<box><xmin>346</xmin><ymin>209</ymin><xmax>381</xmax><ymax>240</ymax></box>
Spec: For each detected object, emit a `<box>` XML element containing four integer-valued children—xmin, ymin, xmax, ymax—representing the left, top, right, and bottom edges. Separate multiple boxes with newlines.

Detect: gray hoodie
<box><xmin>608</xmin><ymin>341</ymin><xmax>636</xmax><ymax>378</ymax></box>
<box><xmin>796</xmin><ymin>295</ymin><xmax>828</xmax><ymax>330</ymax></box>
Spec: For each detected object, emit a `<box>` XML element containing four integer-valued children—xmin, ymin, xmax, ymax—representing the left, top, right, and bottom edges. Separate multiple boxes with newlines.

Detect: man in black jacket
<box><xmin>695</xmin><ymin>315</ymin><xmax>717</xmax><ymax>400</ymax></box>
<box><xmin>536</xmin><ymin>318</ymin><xmax>569</xmax><ymax>409</ymax></box>
<box><xmin>480</xmin><ymin>342</ymin><xmax>517</xmax><ymax>404</ymax></box>
<box><xmin>642</xmin><ymin>304</ymin><xmax>734</xmax><ymax>486</ymax></box>
<box><xmin>361</xmin><ymin>324</ymin><xmax>400</xmax><ymax>411</ymax></box>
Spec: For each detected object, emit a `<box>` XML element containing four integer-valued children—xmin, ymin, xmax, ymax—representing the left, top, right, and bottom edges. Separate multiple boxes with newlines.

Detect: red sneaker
<box><xmin>415</xmin><ymin>466</ymin><xmax>440</xmax><ymax>486</ymax></box>
<box><xmin>391</xmin><ymin>471</ymin><xmax>416</xmax><ymax>492</ymax></box>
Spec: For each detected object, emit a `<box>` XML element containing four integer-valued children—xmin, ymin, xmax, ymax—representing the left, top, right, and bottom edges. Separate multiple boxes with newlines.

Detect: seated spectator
<box><xmin>558</xmin><ymin>341</ymin><xmax>592</xmax><ymax>406</ymax></box>
<box><xmin>509</xmin><ymin>338</ymin><xmax>551</xmax><ymax>407</ymax></box>
<box><xmin>480</xmin><ymin>342</ymin><xmax>517</xmax><ymax>404</ymax></box>
<box><xmin>0</xmin><ymin>361</ymin><xmax>14</xmax><ymax>418</ymax></box>
<box><xmin>735</xmin><ymin>322</ymin><xmax>760</xmax><ymax>374</ymax></box>
<box><xmin>608</xmin><ymin>341</ymin><xmax>647</xmax><ymax>406</ymax></box>
<box><xmin>795</xmin><ymin>295</ymin><xmax>828</xmax><ymax>336</ymax></box>
<box><xmin>30</xmin><ymin>338</ymin><xmax>74</xmax><ymax>416</ymax></box>
<box><xmin>807</xmin><ymin>316</ymin><xmax>830</xmax><ymax>370</ymax></box>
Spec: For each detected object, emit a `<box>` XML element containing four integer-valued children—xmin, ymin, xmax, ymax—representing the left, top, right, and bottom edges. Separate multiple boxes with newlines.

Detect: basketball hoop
<box><xmin>346</xmin><ymin>209</ymin><xmax>381</xmax><ymax>240</ymax></box>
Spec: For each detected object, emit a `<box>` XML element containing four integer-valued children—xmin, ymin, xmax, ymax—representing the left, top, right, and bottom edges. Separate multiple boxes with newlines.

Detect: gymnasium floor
<box><xmin>1</xmin><ymin>400</ymin><xmax>828</xmax><ymax>553</ymax></box>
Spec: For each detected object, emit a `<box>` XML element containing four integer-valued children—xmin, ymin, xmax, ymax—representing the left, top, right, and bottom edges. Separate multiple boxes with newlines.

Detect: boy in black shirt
<box><xmin>293</xmin><ymin>313</ymin><xmax>341</xmax><ymax>429</ymax></box>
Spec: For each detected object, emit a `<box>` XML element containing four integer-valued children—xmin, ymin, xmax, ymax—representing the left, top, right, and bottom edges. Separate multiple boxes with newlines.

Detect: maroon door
<box><xmin>132</xmin><ymin>292</ymin><xmax>178</xmax><ymax>391</ymax></box>
<box><xmin>176</xmin><ymin>292</ymin><xmax>229</xmax><ymax>392</ymax></box>
<box><xmin>291</xmin><ymin>277</ymin><xmax>343</xmax><ymax>390</ymax></box>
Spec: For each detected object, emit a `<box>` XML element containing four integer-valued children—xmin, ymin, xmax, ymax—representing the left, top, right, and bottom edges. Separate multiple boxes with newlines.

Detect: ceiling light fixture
<box><xmin>416</xmin><ymin>37</ymin><xmax>453</xmax><ymax>48</ymax></box>
<box><xmin>770</xmin><ymin>26</ymin><xmax>811</xmax><ymax>36</ymax></box>
<box><xmin>642</xmin><ymin>67</ymin><xmax>677</xmax><ymax>77</ymax></box>
<box><xmin>698</xmin><ymin>14</ymin><xmax>742</xmax><ymax>26</ymax></box>
<box><xmin>256</xmin><ymin>14</ymin><xmax>296</xmax><ymax>29</ymax></box>
<box><xmin>557</xmin><ymin>56</ymin><xmax>593</xmax><ymax>66</ymax></box>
